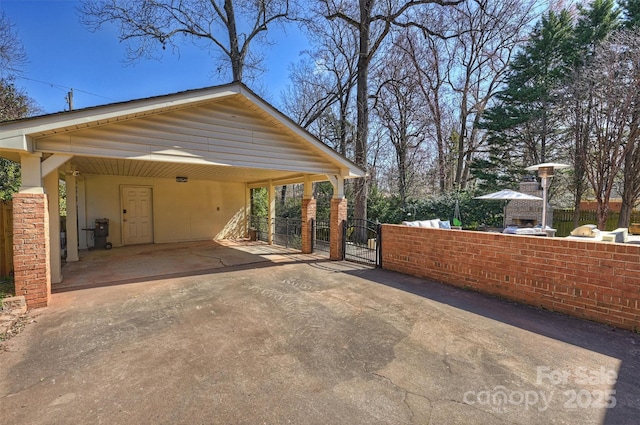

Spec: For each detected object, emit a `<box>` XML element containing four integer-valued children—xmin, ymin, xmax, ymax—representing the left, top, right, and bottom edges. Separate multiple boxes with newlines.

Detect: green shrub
<box><xmin>368</xmin><ymin>190</ymin><xmax>503</xmax><ymax>228</ymax></box>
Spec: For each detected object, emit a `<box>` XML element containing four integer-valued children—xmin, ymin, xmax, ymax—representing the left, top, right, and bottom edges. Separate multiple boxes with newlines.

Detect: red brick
<box><xmin>12</xmin><ymin>193</ymin><xmax>51</xmax><ymax>309</ymax></box>
<box><xmin>381</xmin><ymin>224</ymin><xmax>640</xmax><ymax>332</ymax></box>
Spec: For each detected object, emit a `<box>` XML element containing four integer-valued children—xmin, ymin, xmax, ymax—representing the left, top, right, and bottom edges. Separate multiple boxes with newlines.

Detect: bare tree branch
<box><xmin>79</xmin><ymin>0</ymin><xmax>296</xmax><ymax>82</ymax></box>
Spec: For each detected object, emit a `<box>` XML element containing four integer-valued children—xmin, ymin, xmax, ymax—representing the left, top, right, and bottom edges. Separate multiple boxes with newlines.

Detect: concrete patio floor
<box><xmin>1</xmin><ymin>241</ymin><xmax>639</xmax><ymax>424</ymax></box>
<box><xmin>54</xmin><ymin>240</ymin><xmax>317</xmax><ymax>293</ymax></box>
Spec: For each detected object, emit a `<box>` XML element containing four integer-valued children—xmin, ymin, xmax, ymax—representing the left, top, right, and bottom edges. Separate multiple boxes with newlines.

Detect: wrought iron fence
<box><xmin>273</xmin><ymin>217</ymin><xmax>302</xmax><ymax>249</ymax></box>
<box><xmin>249</xmin><ymin>215</ymin><xmax>269</xmax><ymax>242</ymax></box>
<box><xmin>313</xmin><ymin>218</ymin><xmax>330</xmax><ymax>255</ymax></box>
<box><xmin>249</xmin><ymin>215</ymin><xmax>303</xmax><ymax>249</ymax></box>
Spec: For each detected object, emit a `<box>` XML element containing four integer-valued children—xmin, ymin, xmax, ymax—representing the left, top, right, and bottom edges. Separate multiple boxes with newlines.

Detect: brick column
<box><xmin>330</xmin><ymin>198</ymin><xmax>347</xmax><ymax>260</ymax></box>
<box><xmin>301</xmin><ymin>198</ymin><xmax>316</xmax><ymax>254</ymax></box>
<box><xmin>12</xmin><ymin>193</ymin><xmax>51</xmax><ymax>309</ymax></box>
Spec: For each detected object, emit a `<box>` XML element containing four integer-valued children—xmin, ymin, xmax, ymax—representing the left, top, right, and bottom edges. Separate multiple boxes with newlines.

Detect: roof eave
<box><xmin>0</xmin><ymin>83</ymin><xmax>243</xmax><ymax>138</ymax></box>
<box><xmin>0</xmin><ymin>82</ymin><xmax>366</xmax><ymax>177</ymax></box>
<box><xmin>237</xmin><ymin>85</ymin><xmax>365</xmax><ymax>178</ymax></box>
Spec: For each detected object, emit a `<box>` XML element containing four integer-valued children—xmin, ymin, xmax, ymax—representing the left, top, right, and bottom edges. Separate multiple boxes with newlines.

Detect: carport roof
<box><xmin>0</xmin><ymin>82</ymin><xmax>365</xmax><ymax>184</ymax></box>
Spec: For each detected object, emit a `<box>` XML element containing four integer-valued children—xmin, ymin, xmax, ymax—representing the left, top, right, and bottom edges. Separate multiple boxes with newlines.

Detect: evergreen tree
<box><xmin>475</xmin><ymin>0</ymin><xmax>621</xmax><ymax>218</ymax></box>
<box><xmin>621</xmin><ymin>0</ymin><xmax>640</xmax><ymax>27</ymax></box>
<box><xmin>572</xmin><ymin>0</ymin><xmax>620</xmax><ymax>66</ymax></box>
<box><xmin>473</xmin><ymin>10</ymin><xmax>574</xmax><ymax>191</ymax></box>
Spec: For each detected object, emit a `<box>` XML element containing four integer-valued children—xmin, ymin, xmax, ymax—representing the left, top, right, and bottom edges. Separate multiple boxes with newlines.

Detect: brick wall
<box><xmin>330</xmin><ymin>198</ymin><xmax>347</xmax><ymax>260</ymax></box>
<box><xmin>12</xmin><ymin>193</ymin><xmax>51</xmax><ymax>309</ymax></box>
<box><xmin>382</xmin><ymin>225</ymin><xmax>640</xmax><ymax>332</ymax></box>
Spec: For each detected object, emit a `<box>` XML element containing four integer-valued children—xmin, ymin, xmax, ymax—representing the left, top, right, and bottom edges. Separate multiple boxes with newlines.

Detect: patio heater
<box><xmin>525</xmin><ymin>163</ymin><xmax>570</xmax><ymax>232</ymax></box>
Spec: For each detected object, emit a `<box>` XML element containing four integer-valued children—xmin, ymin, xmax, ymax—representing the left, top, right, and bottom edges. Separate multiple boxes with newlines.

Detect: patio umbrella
<box><xmin>475</xmin><ymin>189</ymin><xmax>543</xmax><ymax>228</ymax></box>
<box><xmin>475</xmin><ymin>189</ymin><xmax>543</xmax><ymax>201</ymax></box>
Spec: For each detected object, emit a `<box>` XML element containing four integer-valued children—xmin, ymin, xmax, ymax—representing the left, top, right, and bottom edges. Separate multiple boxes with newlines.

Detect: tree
<box><xmin>387</xmin><ymin>0</ymin><xmax>535</xmax><ymax>194</ymax></box>
<box><xmin>0</xmin><ymin>157</ymin><xmax>20</xmax><ymax>201</ymax></box>
<box><xmin>0</xmin><ymin>11</ymin><xmax>26</xmax><ymax>77</ymax></box>
<box><xmin>476</xmin><ymin>10</ymin><xmax>574</xmax><ymax>191</ymax></box>
<box><xmin>319</xmin><ymin>0</ymin><xmax>461</xmax><ymax>223</ymax></box>
<box><xmin>0</xmin><ymin>78</ymin><xmax>34</xmax><ymax>121</ymax></box>
<box><xmin>612</xmin><ymin>29</ymin><xmax>640</xmax><ymax>228</ymax></box>
<box><xmin>567</xmin><ymin>29</ymin><xmax>640</xmax><ymax>229</ymax></box>
<box><xmin>282</xmin><ymin>17</ymin><xmax>359</xmax><ymax>156</ymax></box>
<box><xmin>571</xmin><ymin>0</ymin><xmax>620</xmax><ymax>67</ymax></box>
<box><xmin>400</xmin><ymin>7</ymin><xmax>455</xmax><ymax>193</ymax></box>
<box><xmin>0</xmin><ymin>12</ymin><xmax>37</xmax><ymax>200</ymax></box>
<box><xmin>566</xmin><ymin>0</ymin><xmax>619</xmax><ymax>226</ymax></box>
<box><xmin>622</xmin><ymin>0</ymin><xmax>640</xmax><ymax>28</ymax></box>
<box><xmin>448</xmin><ymin>0</ymin><xmax>536</xmax><ymax>190</ymax></box>
<box><xmin>0</xmin><ymin>80</ymin><xmax>29</xmax><ymax>197</ymax></box>
<box><xmin>619</xmin><ymin>121</ymin><xmax>640</xmax><ymax>227</ymax></box>
<box><xmin>372</xmin><ymin>36</ymin><xmax>431</xmax><ymax>205</ymax></box>
<box><xmin>619</xmin><ymin>0</ymin><xmax>640</xmax><ymax>227</ymax></box>
<box><xmin>79</xmin><ymin>0</ymin><xmax>296</xmax><ymax>82</ymax></box>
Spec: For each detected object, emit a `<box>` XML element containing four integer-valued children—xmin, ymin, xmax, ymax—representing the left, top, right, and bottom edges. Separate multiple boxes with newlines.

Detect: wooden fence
<box><xmin>0</xmin><ymin>201</ymin><xmax>13</xmax><ymax>276</ymax></box>
<box><xmin>553</xmin><ymin>208</ymin><xmax>640</xmax><ymax>237</ymax></box>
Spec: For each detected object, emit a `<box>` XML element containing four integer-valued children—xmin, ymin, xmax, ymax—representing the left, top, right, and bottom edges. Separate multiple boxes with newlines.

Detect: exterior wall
<box><xmin>83</xmin><ymin>175</ymin><xmax>246</xmax><ymax>247</ymax></box>
<box><xmin>12</xmin><ymin>193</ymin><xmax>51</xmax><ymax>309</ymax></box>
<box><xmin>382</xmin><ymin>224</ymin><xmax>640</xmax><ymax>331</ymax></box>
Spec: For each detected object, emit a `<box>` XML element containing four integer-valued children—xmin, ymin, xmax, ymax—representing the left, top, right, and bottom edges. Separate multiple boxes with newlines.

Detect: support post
<box><xmin>328</xmin><ymin>175</ymin><xmax>347</xmax><ymax>260</ymax></box>
<box><xmin>245</xmin><ymin>184</ymin><xmax>251</xmax><ymax>238</ymax></box>
<box><xmin>65</xmin><ymin>173</ymin><xmax>79</xmax><ymax>262</ymax></box>
<box><xmin>301</xmin><ymin>176</ymin><xmax>316</xmax><ymax>254</ymax></box>
<box><xmin>330</xmin><ymin>195</ymin><xmax>347</xmax><ymax>261</ymax></box>
<box><xmin>44</xmin><ymin>172</ymin><xmax>62</xmax><ymax>284</ymax></box>
<box><xmin>77</xmin><ymin>178</ymin><xmax>88</xmax><ymax>249</ymax></box>
<box><xmin>268</xmin><ymin>180</ymin><xmax>275</xmax><ymax>245</ymax></box>
<box><xmin>19</xmin><ymin>153</ymin><xmax>43</xmax><ymax>194</ymax></box>
<box><xmin>12</xmin><ymin>193</ymin><xmax>51</xmax><ymax>308</ymax></box>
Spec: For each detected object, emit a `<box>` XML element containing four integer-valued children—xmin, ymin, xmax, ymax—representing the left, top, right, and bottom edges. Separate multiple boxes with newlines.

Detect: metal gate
<box><xmin>342</xmin><ymin>219</ymin><xmax>381</xmax><ymax>267</ymax></box>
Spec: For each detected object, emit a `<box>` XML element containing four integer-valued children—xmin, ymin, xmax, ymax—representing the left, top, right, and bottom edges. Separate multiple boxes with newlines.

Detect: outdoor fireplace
<box><xmin>512</xmin><ymin>218</ymin><xmax>538</xmax><ymax>227</ymax></box>
<box><xmin>504</xmin><ymin>181</ymin><xmax>546</xmax><ymax>227</ymax></box>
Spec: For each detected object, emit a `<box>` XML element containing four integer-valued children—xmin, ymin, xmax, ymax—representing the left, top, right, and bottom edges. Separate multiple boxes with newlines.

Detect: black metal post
<box><xmin>376</xmin><ymin>223</ymin><xmax>382</xmax><ymax>268</ymax></box>
<box><xmin>342</xmin><ymin>220</ymin><xmax>347</xmax><ymax>260</ymax></box>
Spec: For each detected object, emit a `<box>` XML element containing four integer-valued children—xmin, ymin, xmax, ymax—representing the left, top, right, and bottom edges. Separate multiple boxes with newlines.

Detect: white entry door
<box><xmin>122</xmin><ymin>186</ymin><xmax>154</xmax><ymax>245</ymax></box>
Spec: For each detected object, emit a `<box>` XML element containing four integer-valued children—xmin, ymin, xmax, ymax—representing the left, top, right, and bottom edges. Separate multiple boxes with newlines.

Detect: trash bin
<box><xmin>94</xmin><ymin>218</ymin><xmax>112</xmax><ymax>250</ymax></box>
<box><xmin>249</xmin><ymin>228</ymin><xmax>258</xmax><ymax>241</ymax></box>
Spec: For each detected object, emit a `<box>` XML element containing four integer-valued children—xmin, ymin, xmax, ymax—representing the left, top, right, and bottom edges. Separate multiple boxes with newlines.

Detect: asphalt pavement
<box><xmin>1</xmin><ymin>246</ymin><xmax>639</xmax><ymax>424</ymax></box>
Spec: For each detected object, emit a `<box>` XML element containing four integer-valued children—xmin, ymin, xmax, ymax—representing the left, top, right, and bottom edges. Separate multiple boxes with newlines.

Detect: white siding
<box><xmin>35</xmin><ymin>99</ymin><xmax>340</xmax><ymax>175</ymax></box>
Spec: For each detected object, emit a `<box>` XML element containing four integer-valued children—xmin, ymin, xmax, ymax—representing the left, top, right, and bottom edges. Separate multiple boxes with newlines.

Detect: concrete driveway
<box><xmin>1</xmin><ymin>242</ymin><xmax>639</xmax><ymax>424</ymax></box>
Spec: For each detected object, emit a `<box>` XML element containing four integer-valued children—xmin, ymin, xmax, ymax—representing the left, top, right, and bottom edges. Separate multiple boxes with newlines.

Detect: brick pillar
<box><xmin>330</xmin><ymin>198</ymin><xmax>347</xmax><ymax>260</ymax></box>
<box><xmin>301</xmin><ymin>198</ymin><xmax>316</xmax><ymax>254</ymax></box>
<box><xmin>12</xmin><ymin>193</ymin><xmax>51</xmax><ymax>309</ymax></box>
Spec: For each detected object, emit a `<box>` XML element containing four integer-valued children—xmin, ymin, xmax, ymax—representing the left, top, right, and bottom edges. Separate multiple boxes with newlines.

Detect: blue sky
<box><xmin>1</xmin><ymin>0</ymin><xmax>309</xmax><ymax>114</ymax></box>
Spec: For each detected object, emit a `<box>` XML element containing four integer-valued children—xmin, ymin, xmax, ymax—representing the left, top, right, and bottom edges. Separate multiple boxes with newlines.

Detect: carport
<box><xmin>0</xmin><ymin>82</ymin><xmax>364</xmax><ymax>309</ymax></box>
